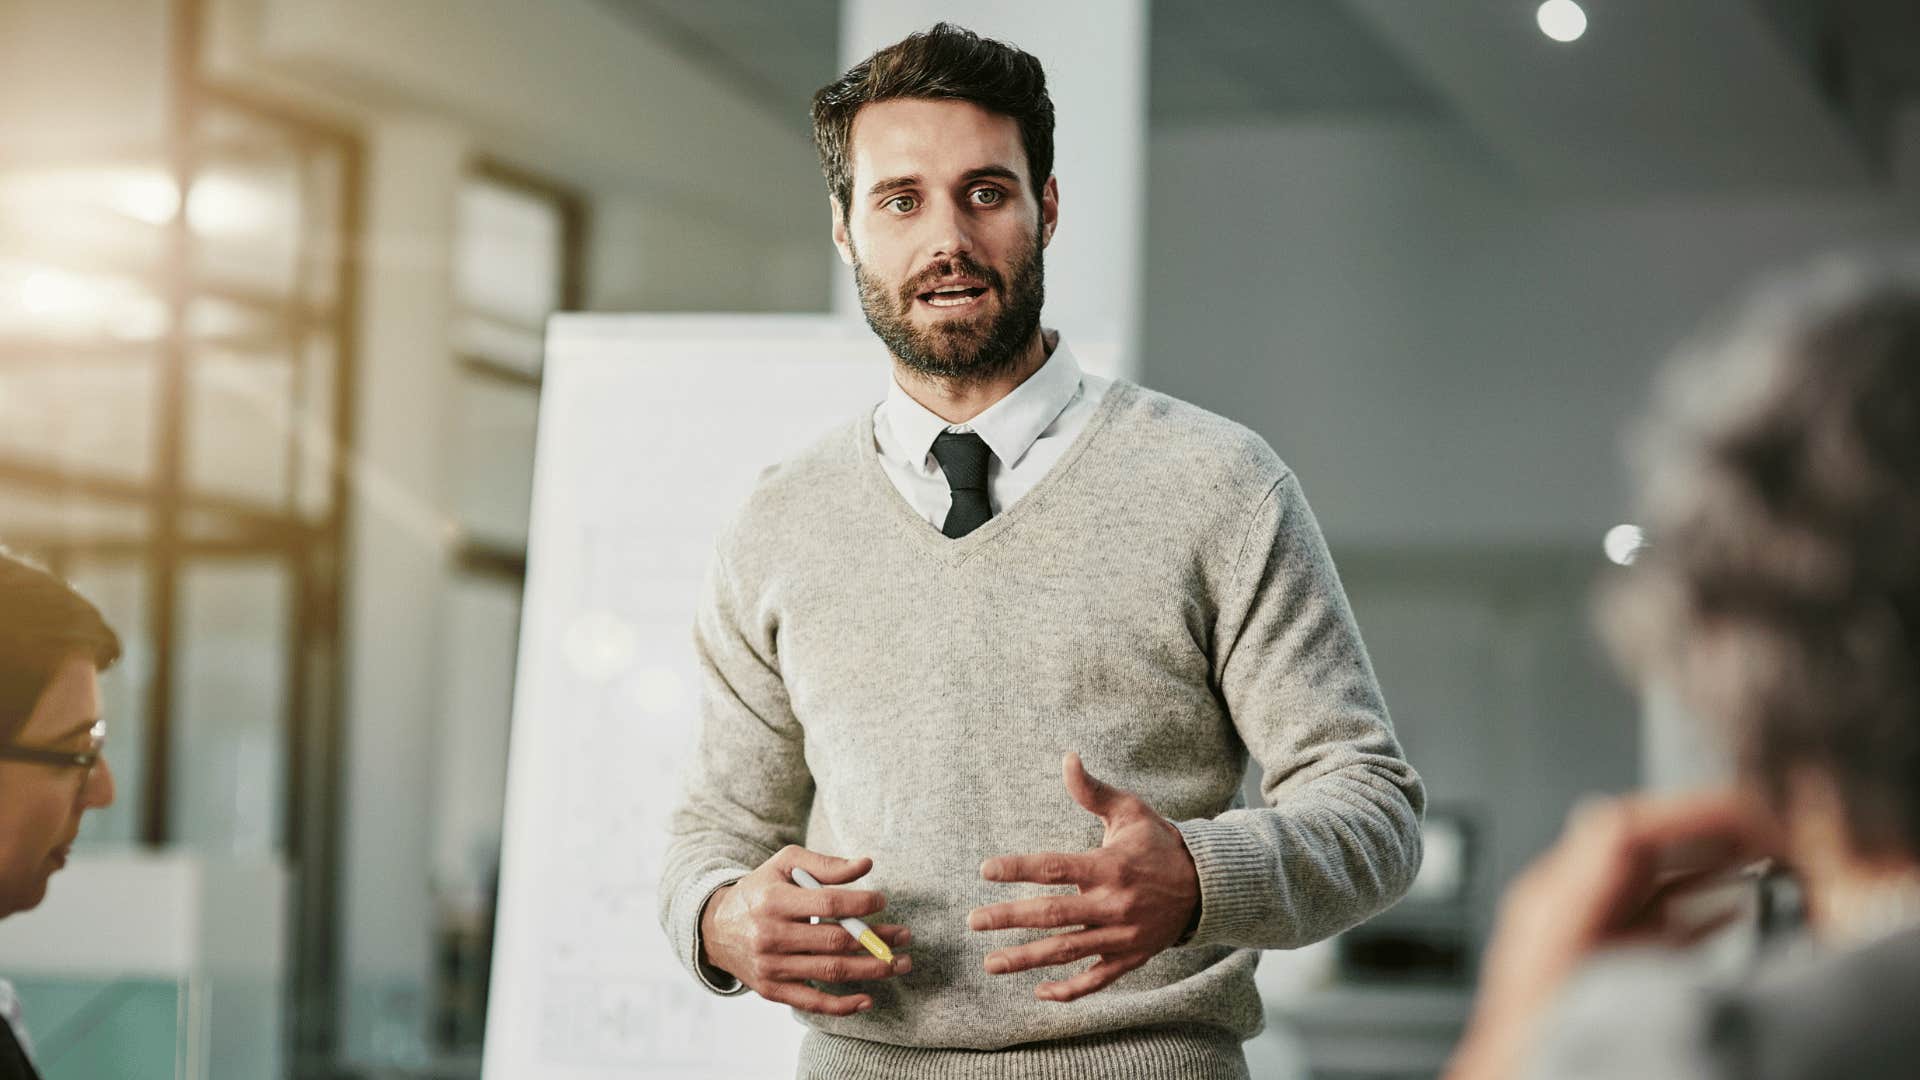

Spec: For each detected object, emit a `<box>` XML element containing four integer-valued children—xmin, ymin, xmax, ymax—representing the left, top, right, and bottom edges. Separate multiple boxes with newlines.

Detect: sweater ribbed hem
<box><xmin>1175</xmin><ymin>816</ymin><xmax>1276</xmax><ymax>949</ymax></box>
<box><xmin>796</xmin><ymin>1024</ymin><xmax>1249</xmax><ymax>1080</ymax></box>
<box><xmin>676</xmin><ymin>868</ymin><xmax>749</xmax><ymax>996</ymax></box>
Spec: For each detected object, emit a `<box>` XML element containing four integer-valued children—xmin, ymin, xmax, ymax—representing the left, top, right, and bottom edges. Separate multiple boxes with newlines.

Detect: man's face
<box><xmin>832</xmin><ymin>98</ymin><xmax>1058</xmax><ymax>383</ymax></box>
<box><xmin>0</xmin><ymin>655</ymin><xmax>114</xmax><ymax>918</ymax></box>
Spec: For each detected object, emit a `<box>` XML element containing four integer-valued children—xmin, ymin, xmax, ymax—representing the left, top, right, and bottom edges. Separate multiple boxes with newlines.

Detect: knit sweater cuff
<box><xmin>1173</xmin><ymin>816</ymin><xmax>1274</xmax><ymax>950</ymax></box>
<box><xmin>679</xmin><ymin>869</ymin><xmax>750</xmax><ymax>996</ymax></box>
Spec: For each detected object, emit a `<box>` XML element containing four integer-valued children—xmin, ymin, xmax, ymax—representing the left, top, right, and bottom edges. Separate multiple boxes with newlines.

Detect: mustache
<box><xmin>897</xmin><ymin>254</ymin><xmax>1005</xmax><ymax>304</ymax></box>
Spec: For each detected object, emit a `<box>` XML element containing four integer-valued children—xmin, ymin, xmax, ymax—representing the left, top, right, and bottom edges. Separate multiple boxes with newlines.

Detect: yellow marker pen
<box><xmin>791</xmin><ymin>866</ymin><xmax>895</xmax><ymax>965</ymax></box>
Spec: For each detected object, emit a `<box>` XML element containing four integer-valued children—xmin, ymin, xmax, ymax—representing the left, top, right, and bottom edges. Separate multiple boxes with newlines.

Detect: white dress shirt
<box><xmin>873</xmin><ymin>337</ymin><xmax>1112</xmax><ymax>532</ymax></box>
<box><xmin>0</xmin><ymin>978</ymin><xmax>34</xmax><ymax>1067</ymax></box>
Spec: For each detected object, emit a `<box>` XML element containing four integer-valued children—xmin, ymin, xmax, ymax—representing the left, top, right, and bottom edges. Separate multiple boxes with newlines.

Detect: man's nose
<box><xmin>83</xmin><ymin>755</ymin><xmax>116</xmax><ymax>810</ymax></box>
<box><xmin>924</xmin><ymin>197</ymin><xmax>975</xmax><ymax>262</ymax></box>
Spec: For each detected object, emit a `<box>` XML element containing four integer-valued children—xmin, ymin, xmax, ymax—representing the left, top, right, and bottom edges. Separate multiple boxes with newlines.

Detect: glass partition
<box><xmin>0</xmin><ymin>33</ymin><xmax>360</xmax><ymax>1079</ymax></box>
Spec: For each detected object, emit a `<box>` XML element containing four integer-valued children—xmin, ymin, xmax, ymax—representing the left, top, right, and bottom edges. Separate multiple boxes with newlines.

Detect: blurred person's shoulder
<box><xmin>1524</xmin><ymin>926</ymin><xmax>1920</xmax><ymax>1080</ymax></box>
<box><xmin>1708</xmin><ymin>924</ymin><xmax>1920</xmax><ymax>1080</ymax></box>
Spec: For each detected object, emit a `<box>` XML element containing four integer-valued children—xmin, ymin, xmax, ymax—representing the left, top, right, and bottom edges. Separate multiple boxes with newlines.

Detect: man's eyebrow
<box><xmin>868</xmin><ymin>174</ymin><xmax>921</xmax><ymax>198</ymax></box>
<box><xmin>959</xmin><ymin>166</ymin><xmax>1022</xmax><ymax>186</ymax></box>
<box><xmin>49</xmin><ymin>718</ymin><xmax>100</xmax><ymax>744</ymax></box>
<box><xmin>866</xmin><ymin>166</ymin><xmax>1023</xmax><ymax>198</ymax></box>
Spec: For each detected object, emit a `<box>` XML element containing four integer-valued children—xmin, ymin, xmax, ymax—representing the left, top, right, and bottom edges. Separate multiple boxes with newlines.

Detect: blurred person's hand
<box><xmin>1446</xmin><ymin>790</ymin><xmax>1783</xmax><ymax>1080</ymax></box>
<box><xmin>968</xmin><ymin>751</ymin><xmax>1202</xmax><ymax>1002</ymax></box>
<box><xmin>699</xmin><ymin>846</ymin><xmax>910</xmax><ymax>1015</ymax></box>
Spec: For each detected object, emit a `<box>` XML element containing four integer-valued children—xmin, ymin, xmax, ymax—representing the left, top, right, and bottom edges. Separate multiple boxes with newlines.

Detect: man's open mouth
<box><xmin>917</xmin><ymin>284</ymin><xmax>990</xmax><ymax>308</ymax></box>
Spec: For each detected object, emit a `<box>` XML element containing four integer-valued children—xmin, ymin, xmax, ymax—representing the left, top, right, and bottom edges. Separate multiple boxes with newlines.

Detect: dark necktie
<box><xmin>930</xmin><ymin>431</ymin><xmax>994</xmax><ymax>539</ymax></box>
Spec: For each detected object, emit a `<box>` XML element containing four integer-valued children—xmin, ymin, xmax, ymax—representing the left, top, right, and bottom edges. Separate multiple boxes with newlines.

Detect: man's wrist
<box><xmin>1176</xmin><ymin>895</ymin><xmax>1202</xmax><ymax>945</ymax></box>
<box><xmin>698</xmin><ymin>882</ymin><xmax>736</xmax><ymax>973</ymax></box>
<box><xmin>1166</xmin><ymin>818</ymin><xmax>1203</xmax><ymax>946</ymax></box>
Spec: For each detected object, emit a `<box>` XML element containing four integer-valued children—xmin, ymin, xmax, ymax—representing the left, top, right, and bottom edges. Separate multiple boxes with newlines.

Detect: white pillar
<box><xmin>835</xmin><ymin>1</ymin><xmax>1149</xmax><ymax>382</ymax></box>
<box><xmin>339</xmin><ymin>115</ymin><xmax>467</xmax><ymax>1066</ymax></box>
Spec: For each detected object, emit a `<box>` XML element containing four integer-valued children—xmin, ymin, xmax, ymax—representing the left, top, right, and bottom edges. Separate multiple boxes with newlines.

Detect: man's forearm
<box><xmin>1175</xmin><ymin>768</ymin><xmax>1422</xmax><ymax>950</ymax></box>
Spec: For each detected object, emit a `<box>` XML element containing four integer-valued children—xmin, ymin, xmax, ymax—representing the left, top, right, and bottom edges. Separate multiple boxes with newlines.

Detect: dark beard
<box><xmin>852</xmin><ymin>228</ymin><xmax>1045</xmax><ymax>385</ymax></box>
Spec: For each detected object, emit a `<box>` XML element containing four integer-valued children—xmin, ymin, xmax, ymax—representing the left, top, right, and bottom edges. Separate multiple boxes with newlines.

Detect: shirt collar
<box><xmin>880</xmin><ymin>338</ymin><xmax>1086</xmax><ymax>473</ymax></box>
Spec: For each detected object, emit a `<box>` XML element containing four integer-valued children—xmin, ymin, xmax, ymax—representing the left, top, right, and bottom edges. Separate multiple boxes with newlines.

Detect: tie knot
<box><xmin>930</xmin><ymin>431</ymin><xmax>991</xmax><ymax>492</ymax></box>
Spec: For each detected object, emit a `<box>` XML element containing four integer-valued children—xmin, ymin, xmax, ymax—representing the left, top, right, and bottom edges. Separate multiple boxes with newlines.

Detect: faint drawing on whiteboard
<box><xmin>482</xmin><ymin>315</ymin><xmax>887</xmax><ymax>1080</ymax></box>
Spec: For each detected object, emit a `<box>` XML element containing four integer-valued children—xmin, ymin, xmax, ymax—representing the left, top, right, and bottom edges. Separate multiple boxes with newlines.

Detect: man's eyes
<box><xmin>880</xmin><ymin>188</ymin><xmax>1006</xmax><ymax>214</ymax></box>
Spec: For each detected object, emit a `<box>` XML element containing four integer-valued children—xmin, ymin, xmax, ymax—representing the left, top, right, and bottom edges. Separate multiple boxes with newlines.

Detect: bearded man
<box><xmin>657</xmin><ymin>23</ymin><xmax>1424</xmax><ymax>1079</ymax></box>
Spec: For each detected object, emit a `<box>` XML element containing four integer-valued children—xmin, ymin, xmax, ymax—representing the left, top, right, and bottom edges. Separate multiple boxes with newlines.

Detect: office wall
<box><xmin>0</xmin><ymin>0</ymin><xmax>167</xmax><ymax>157</ymax></box>
<box><xmin>208</xmin><ymin>0</ymin><xmax>821</xmax><ymax>239</ymax></box>
<box><xmin>587</xmin><ymin>196</ymin><xmax>829</xmax><ymax>315</ymax></box>
<box><xmin>1140</xmin><ymin>113</ymin><xmax>1920</xmax><ymax>940</ymax></box>
<box><xmin>1143</xmin><ymin>117</ymin><xmax>1920</xmax><ymax>548</ymax></box>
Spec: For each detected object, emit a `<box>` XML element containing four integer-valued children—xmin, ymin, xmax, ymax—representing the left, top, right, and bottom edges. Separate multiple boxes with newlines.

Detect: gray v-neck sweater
<box><xmin>659</xmin><ymin>380</ymin><xmax>1424</xmax><ymax>1078</ymax></box>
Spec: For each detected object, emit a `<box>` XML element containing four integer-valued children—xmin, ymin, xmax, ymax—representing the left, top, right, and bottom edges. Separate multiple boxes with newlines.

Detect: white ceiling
<box><xmin>1347</xmin><ymin>0</ymin><xmax>1876</xmax><ymax>192</ymax></box>
<box><xmin>595</xmin><ymin>0</ymin><xmax>1446</xmax><ymax>130</ymax></box>
<box><xmin>593</xmin><ymin>0</ymin><xmax>1920</xmax><ymax>193</ymax></box>
<box><xmin>599</xmin><ymin>0</ymin><xmax>842</xmax><ymax>131</ymax></box>
<box><xmin>1147</xmin><ymin>0</ymin><xmax>1440</xmax><ymax>122</ymax></box>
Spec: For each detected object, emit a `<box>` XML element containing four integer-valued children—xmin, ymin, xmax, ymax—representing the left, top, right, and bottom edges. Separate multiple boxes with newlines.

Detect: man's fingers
<box><xmin>761</xmin><ymin>952</ymin><xmax>908</xmax><ymax>984</ymax></box>
<box><xmin>782</xmin><ymin>922</ymin><xmax>912</xmax><ymax>955</ymax></box>
<box><xmin>772</xmin><ymin>884</ymin><xmax>886</xmax><ymax>921</ymax></box>
<box><xmin>760</xmin><ymin>982</ymin><xmax>872</xmax><ymax>1016</ymax></box>
<box><xmin>981</xmin><ymin>850</ymin><xmax>1101</xmax><ymax>886</ymax></box>
<box><xmin>969</xmin><ymin>893</ymin><xmax>1103</xmax><ymax>932</ymax></box>
<box><xmin>848</xmin><ymin>923</ymin><xmax>912</xmax><ymax>952</ymax></box>
<box><xmin>776</xmin><ymin>844</ymin><xmax>874</xmax><ymax>885</ymax></box>
<box><xmin>985</xmin><ymin>926</ymin><xmax>1135</xmax><ymax>974</ymax></box>
<box><xmin>1037</xmin><ymin>952</ymin><xmax>1144</xmax><ymax>1001</ymax></box>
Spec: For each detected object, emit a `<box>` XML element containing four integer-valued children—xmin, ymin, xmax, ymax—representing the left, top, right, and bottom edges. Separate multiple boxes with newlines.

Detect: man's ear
<box><xmin>1040</xmin><ymin>175</ymin><xmax>1059</xmax><ymax>248</ymax></box>
<box><xmin>830</xmin><ymin>196</ymin><xmax>854</xmax><ymax>266</ymax></box>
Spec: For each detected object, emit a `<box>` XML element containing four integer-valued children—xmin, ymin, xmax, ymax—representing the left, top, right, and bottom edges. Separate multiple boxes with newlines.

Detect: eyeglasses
<box><xmin>0</xmin><ymin>718</ymin><xmax>107</xmax><ymax>774</ymax></box>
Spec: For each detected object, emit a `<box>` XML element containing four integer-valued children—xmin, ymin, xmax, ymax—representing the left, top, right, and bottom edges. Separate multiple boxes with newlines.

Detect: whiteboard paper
<box><xmin>482</xmin><ymin>314</ymin><xmax>887</xmax><ymax>1079</ymax></box>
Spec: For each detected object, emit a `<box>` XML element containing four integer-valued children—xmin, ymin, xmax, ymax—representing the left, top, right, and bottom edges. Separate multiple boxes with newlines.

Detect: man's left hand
<box><xmin>967</xmin><ymin>751</ymin><xmax>1201</xmax><ymax>1002</ymax></box>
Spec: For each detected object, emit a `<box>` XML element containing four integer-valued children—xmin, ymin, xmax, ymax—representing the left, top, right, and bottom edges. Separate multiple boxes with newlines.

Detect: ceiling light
<box><xmin>1537</xmin><ymin>0</ymin><xmax>1588</xmax><ymax>43</ymax></box>
<box><xmin>1603</xmin><ymin>524</ymin><xmax>1645</xmax><ymax>566</ymax></box>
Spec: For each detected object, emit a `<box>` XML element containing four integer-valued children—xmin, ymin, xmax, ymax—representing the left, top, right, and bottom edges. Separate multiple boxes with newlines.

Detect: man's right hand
<box><xmin>699</xmin><ymin>845</ymin><xmax>911</xmax><ymax>1015</ymax></box>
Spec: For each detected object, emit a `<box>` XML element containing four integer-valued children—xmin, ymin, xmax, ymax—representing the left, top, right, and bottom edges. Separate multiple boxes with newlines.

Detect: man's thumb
<box><xmin>783</xmin><ymin>847</ymin><xmax>873</xmax><ymax>885</ymax></box>
<box><xmin>1063</xmin><ymin>751</ymin><xmax>1124</xmax><ymax>819</ymax></box>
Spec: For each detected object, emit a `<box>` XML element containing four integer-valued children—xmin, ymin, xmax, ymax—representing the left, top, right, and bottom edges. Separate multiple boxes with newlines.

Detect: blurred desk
<box><xmin>1271</xmin><ymin>983</ymin><xmax>1471</xmax><ymax>1080</ymax></box>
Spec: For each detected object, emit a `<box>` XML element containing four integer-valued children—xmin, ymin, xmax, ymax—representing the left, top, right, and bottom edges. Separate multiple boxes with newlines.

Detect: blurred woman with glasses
<box><xmin>0</xmin><ymin>551</ymin><xmax>121</xmax><ymax>1080</ymax></box>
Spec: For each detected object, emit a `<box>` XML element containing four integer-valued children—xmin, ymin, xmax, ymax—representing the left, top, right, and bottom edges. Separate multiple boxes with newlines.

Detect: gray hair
<box><xmin>1603</xmin><ymin>256</ymin><xmax>1920</xmax><ymax>857</ymax></box>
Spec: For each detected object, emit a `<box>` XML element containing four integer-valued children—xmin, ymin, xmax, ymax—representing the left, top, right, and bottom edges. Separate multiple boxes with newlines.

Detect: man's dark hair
<box><xmin>1603</xmin><ymin>260</ymin><xmax>1920</xmax><ymax>859</ymax></box>
<box><xmin>810</xmin><ymin>22</ymin><xmax>1055</xmax><ymax>219</ymax></box>
<box><xmin>0</xmin><ymin>550</ymin><xmax>121</xmax><ymax>742</ymax></box>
